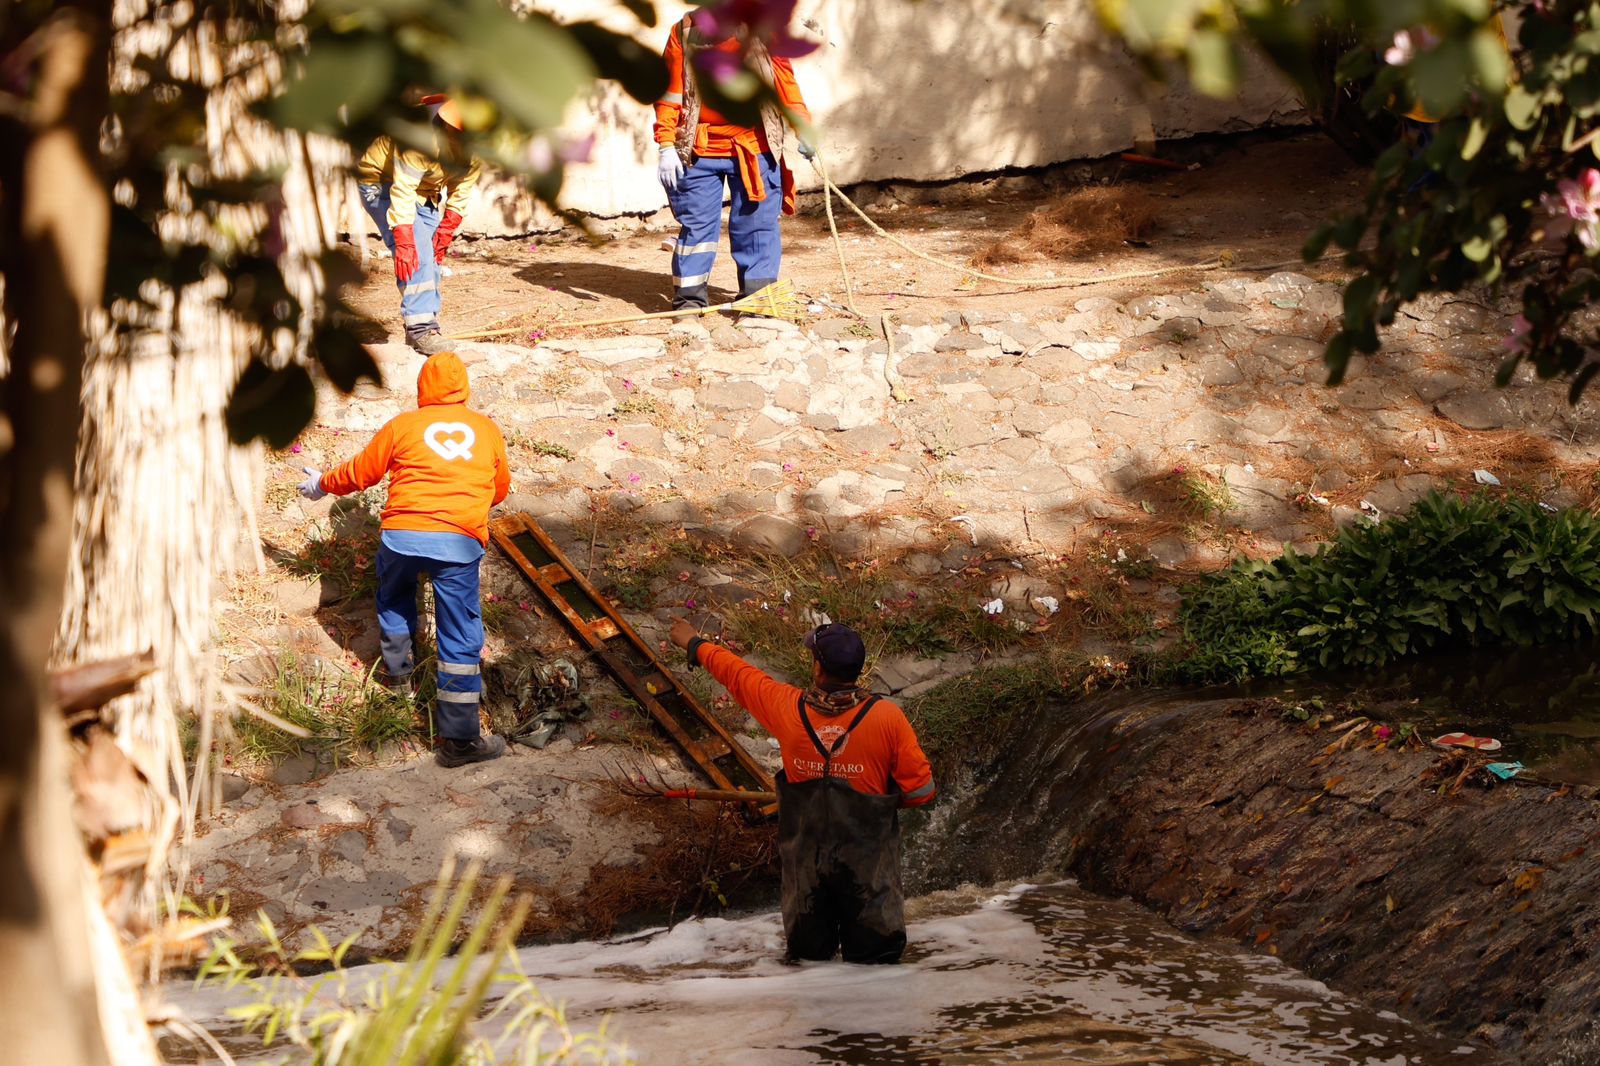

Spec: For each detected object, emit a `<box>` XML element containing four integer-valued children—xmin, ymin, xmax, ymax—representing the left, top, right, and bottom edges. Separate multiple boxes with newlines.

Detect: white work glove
<box><xmin>658</xmin><ymin>146</ymin><xmax>684</xmax><ymax>195</ymax></box>
<box><xmin>797</xmin><ymin>138</ymin><xmax>816</xmax><ymax>162</ymax></box>
<box><xmin>297</xmin><ymin>467</ymin><xmax>327</xmax><ymax>502</ymax></box>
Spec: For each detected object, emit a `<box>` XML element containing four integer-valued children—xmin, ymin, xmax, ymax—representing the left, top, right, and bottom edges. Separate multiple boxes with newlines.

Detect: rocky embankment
<box><xmin>933</xmin><ymin>693</ymin><xmax>1600</xmax><ymax>1065</ymax></box>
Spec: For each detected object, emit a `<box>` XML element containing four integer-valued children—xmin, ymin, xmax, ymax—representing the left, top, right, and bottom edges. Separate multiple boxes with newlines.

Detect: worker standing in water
<box><xmin>357</xmin><ymin>94</ymin><xmax>482</xmax><ymax>354</ymax></box>
<box><xmin>670</xmin><ymin>618</ymin><xmax>936</xmax><ymax>963</ymax></box>
<box><xmin>653</xmin><ymin>9</ymin><xmax>815</xmax><ymax>310</ymax></box>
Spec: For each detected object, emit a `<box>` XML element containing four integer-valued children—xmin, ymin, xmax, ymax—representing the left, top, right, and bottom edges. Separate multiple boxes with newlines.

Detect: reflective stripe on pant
<box><xmin>666</xmin><ymin>153</ymin><xmax>783</xmax><ymax>309</ymax></box>
<box><xmin>358</xmin><ymin>183</ymin><xmax>443</xmax><ymax>330</ymax></box>
<box><xmin>375</xmin><ymin>543</ymin><xmax>484</xmax><ymax>741</ymax></box>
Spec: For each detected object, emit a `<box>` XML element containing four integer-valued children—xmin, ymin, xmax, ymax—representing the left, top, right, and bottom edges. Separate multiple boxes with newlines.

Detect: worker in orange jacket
<box><xmin>654</xmin><ymin>11</ymin><xmax>814</xmax><ymax>310</ymax></box>
<box><xmin>670</xmin><ymin>618</ymin><xmax>936</xmax><ymax>963</ymax></box>
<box><xmin>298</xmin><ymin>352</ymin><xmax>511</xmax><ymax>768</ymax></box>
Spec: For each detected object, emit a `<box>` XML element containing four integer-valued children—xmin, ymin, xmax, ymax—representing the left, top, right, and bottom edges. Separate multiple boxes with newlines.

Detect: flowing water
<box><xmin>168</xmin><ymin>645</ymin><xmax>1600</xmax><ymax>1064</ymax></box>
<box><xmin>167</xmin><ymin>882</ymin><xmax>1493</xmax><ymax>1065</ymax></box>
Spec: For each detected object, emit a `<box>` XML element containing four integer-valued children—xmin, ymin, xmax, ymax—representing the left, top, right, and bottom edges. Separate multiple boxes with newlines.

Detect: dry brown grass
<box><xmin>972</xmin><ymin>186</ymin><xmax>1163</xmax><ymax>268</ymax></box>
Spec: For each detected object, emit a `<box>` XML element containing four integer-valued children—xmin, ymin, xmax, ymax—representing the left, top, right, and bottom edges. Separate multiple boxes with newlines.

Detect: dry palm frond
<box><xmin>602</xmin><ymin>758</ymin><xmax>776</xmax><ymax>805</ymax></box>
<box><xmin>449</xmin><ymin>279</ymin><xmax>806</xmax><ymax>340</ymax></box>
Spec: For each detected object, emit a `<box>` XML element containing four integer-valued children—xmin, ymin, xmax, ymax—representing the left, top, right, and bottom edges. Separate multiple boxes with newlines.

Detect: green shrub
<box><xmin>1173</xmin><ymin>493</ymin><xmax>1600</xmax><ymax>683</ymax></box>
<box><xmin>194</xmin><ymin>863</ymin><xmax>627</xmax><ymax>1065</ymax></box>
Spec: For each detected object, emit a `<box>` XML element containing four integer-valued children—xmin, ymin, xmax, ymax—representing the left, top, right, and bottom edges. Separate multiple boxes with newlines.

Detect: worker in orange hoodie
<box><xmin>298</xmin><ymin>352</ymin><xmax>511</xmax><ymax>768</ymax></box>
<box><xmin>654</xmin><ymin>8</ymin><xmax>814</xmax><ymax>310</ymax></box>
<box><xmin>670</xmin><ymin>617</ymin><xmax>936</xmax><ymax>963</ymax></box>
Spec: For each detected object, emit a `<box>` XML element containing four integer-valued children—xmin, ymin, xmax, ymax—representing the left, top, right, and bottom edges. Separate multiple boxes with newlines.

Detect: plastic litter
<box><xmin>1485</xmin><ymin>761</ymin><xmax>1525</xmax><ymax>781</ymax></box>
<box><xmin>981</xmin><ymin>598</ymin><xmax>1005</xmax><ymax>616</ymax></box>
<box><xmin>500</xmin><ymin>657</ymin><xmax>587</xmax><ymax>750</ymax></box>
<box><xmin>1430</xmin><ymin>731</ymin><xmax>1503</xmax><ymax>752</ymax></box>
<box><xmin>1473</xmin><ymin>469</ymin><xmax>1501</xmax><ymax>486</ymax></box>
<box><xmin>1034</xmin><ymin>596</ymin><xmax>1060</xmax><ymax>615</ymax></box>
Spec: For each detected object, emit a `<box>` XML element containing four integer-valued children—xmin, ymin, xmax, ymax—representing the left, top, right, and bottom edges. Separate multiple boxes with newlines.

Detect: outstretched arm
<box><xmin>321</xmin><ymin>422</ymin><xmax>396</xmax><ymax>496</ymax></box>
<box><xmin>670</xmin><ymin>619</ymin><xmax>796</xmax><ymax>734</ymax></box>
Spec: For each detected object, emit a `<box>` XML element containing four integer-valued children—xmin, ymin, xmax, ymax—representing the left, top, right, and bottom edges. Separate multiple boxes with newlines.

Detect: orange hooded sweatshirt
<box><xmin>320</xmin><ymin>352</ymin><xmax>510</xmax><ymax>544</ymax></box>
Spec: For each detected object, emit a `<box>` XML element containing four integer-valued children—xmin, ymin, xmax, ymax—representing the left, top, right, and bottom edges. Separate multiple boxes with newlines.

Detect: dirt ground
<box><xmin>195</xmin><ymin>127</ymin><xmax>1600</xmax><ymax>972</ymax></box>
<box><xmin>346</xmin><ymin>131</ymin><xmax>1362</xmax><ymax>344</ymax></box>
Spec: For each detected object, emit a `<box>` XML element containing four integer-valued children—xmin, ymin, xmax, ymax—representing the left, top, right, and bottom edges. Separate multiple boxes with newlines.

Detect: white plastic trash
<box><xmin>1473</xmin><ymin>469</ymin><xmax>1501</xmax><ymax>486</ymax></box>
<box><xmin>981</xmin><ymin>598</ymin><xmax>1004</xmax><ymax>616</ymax></box>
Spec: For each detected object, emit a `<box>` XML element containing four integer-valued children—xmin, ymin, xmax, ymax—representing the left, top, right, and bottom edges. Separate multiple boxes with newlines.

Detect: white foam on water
<box><xmin>163</xmin><ymin>883</ymin><xmax>1492</xmax><ymax>1066</ymax></box>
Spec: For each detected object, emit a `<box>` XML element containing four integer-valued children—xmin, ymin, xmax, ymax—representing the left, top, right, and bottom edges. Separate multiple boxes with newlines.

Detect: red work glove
<box><xmin>433</xmin><ymin>209</ymin><xmax>464</xmax><ymax>264</ymax></box>
<box><xmin>392</xmin><ymin>224</ymin><xmax>420</xmax><ymax>283</ymax></box>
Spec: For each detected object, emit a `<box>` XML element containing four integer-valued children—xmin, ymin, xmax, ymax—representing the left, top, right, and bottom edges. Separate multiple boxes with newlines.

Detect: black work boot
<box><xmin>436</xmin><ymin>734</ymin><xmax>506</xmax><ymax>768</ymax></box>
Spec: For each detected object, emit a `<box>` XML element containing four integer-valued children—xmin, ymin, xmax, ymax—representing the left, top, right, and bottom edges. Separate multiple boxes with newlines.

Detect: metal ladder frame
<box><xmin>490</xmin><ymin>513</ymin><xmax>776</xmax><ymax>811</ymax></box>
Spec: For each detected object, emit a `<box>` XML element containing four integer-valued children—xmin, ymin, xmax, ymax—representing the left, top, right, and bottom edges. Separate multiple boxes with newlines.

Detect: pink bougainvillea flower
<box><xmin>1384</xmin><ymin>29</ymin><xmax>1417</xmax><ymax>66</ymax></box>
<box><xmin>622</xmin><ymin>378</ymin><xmax>635</xmax><ymax>390</ymax></box>
<box><xmin>691</xmin><ymin>0</ymin><xmax>818</xmax><ymax>82</ymax></box>
<box><xmin>1504</xmin><ymin>314</ymin><xmax>1534</xmax><ymax>354</ymax></box>
<box><xmin>560</xmin><ymin>133</ymin><xmax>595</xmax><ymax>166</ymax></box>
<box><xmin>518</xmin><ymin>600</ymin><xmax>532</xmax><ymax>611</ymax></box>
<box><xmin>1560</xmin><ymin>169</ymin><xmax>1600</xmax><ymax>222</ymax></box>
<box><xmin>1374</xmin><ymin>725</ymin><xmax>1393</xmax><ymax>740</ymax></box>
<box><xmin>290</xmin><ymin>442</ymin><xmax>302</xmax><ymax>454</ymax></box>
<box><xmin>693</xmin><ymin>47</ymin><xmax>745</xmax><ymax>84</ymax></box>
<box><xmin>628</xmin><ymin>472</ymin><xmax>643</xmax><ymax>484</ymax></box>
<box><xmin>685</xmin><ymin>598</ymin><xmax>698</xmax><ymax>609</ymax></box>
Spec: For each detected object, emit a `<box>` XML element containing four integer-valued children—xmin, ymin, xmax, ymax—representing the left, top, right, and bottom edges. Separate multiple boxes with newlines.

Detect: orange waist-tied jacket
<box><xmin>321</xmin><ymin>352</ymin><xmax>510</xmax><ymax>544</ymax></box>
<box><xmin>653</xmin><ymin>21</ymin><xmax>812</xmax><ymax>215</ymax></box>
<box><xmin>694</xmin><ymin>644</ymin><xmax>937</xmax><ymax>806</ymax></box>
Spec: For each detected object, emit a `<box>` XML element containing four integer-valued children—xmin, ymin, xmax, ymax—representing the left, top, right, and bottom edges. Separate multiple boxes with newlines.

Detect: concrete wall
<box><xmin>376</xmin><ymin>1</ymin><xmax>1307</xmax><ymax>237</ymax></box>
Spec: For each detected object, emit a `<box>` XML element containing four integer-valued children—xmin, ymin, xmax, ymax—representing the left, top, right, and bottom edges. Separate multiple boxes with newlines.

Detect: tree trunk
<box><xmin>0</xmin><ymin>4</ymin><xmax>114</xmax><ymax>1064</ymax></box>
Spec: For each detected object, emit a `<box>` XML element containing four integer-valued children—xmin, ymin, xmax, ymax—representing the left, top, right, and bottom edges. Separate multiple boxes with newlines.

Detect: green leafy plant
<box><xmin>235</xmin><ymin>650</ymin><xmax>419</xmax><ymax>763</ymax></box>
<box><xmin>1099</xmin><ymin>1</ymin><xmax>1600</xmax><ymax>399</ymax></box>
<box><xmin>612</xmin><ymin>396</ymin><xmax>659</xmax><ymax>418</ymax></box>
<box><xmin>194</xmin><ymin>863</ymin><xmax>629</xmax><ymax>1065</ymax></box>
<box><xmin>528</xmin><ymin>439</ymin><xmax>577</xmax><ymax>461</ymax></box>
<box><xmin>1172</xmin><ymin>492</ymin><xmax>1600</xmax><ymax>682</ymax></box>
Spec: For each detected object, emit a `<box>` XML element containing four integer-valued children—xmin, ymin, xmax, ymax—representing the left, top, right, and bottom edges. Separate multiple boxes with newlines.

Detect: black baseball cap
<box><xmin>805</xmin><ymin>622</ymin><xmax>867</xmax><ymax>681</ymax></box>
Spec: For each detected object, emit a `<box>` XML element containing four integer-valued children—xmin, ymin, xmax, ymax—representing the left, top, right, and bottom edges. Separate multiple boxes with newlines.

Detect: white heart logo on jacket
<box><xmin>424</xmin><ymin>422</ymin><xmax>476</xmax><ymax>461</ymax></box>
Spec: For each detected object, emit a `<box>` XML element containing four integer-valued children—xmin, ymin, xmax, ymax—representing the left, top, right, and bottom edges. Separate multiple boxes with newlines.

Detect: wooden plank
<box><xmin>491</xmin><ymin>513</ymin><xmax>774</xmax><ymax>801</ymax></box>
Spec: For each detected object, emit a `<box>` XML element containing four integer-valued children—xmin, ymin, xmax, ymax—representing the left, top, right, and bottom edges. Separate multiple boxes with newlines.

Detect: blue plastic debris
<box><xmin>1485</xmin><ymin>761</ymin><xmax>1525</xmax><ymax>781</ymax></box>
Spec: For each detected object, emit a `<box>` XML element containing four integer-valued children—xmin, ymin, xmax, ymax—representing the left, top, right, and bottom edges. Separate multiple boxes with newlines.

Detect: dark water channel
<box><xmin>168</xmin><ymin>646</ymin><xmax>1593</xmax><ymax>1064</ymax></box>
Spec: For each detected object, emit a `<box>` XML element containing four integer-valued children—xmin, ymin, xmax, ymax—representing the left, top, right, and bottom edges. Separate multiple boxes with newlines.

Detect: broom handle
<box><xmin>448</xmin><ymin>300</ymin><xmax>737</xmax><ymax>341</ymax></box>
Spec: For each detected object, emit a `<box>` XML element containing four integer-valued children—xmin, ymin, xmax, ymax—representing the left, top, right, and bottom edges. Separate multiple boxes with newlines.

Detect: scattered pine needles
<box><xmin>973</xmin><ymin>186</ymin><xmax>1162</xmax><ymax>268</ymax></box>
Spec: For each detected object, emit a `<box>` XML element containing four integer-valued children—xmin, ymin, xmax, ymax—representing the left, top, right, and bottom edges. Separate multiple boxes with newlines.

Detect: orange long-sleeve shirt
<box><xmin>694</xmin><ymin>644</ymin><xmax>936</xmax><ymax>807</ymax></box>
<box><xmin>320</xmin><ymin>352</ymin><xmax>510</xmax><ymax>544</ymax></box>
<box><xmin>653</xmin><ymin>24</ymin><xmax>812</xmax><ymax>159</ymax></box>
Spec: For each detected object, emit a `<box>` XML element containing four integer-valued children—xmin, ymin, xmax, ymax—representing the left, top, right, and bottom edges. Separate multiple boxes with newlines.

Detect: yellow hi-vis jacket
<box><xmin>357</xmin><ymin>136</ymin><xmax>482</xmax><ymax>229</ymax></box>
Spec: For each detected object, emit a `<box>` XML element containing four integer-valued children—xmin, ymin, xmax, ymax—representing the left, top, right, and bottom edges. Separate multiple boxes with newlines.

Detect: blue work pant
<box><xmin>375</xmin><ymin>543</ymin><xmax>484</xmax><ymax>741</ymax></box>
<box><xmin>667</xmin><ymin>153</ymin><xmax>783</xmax><ymax>309</ymax></box>
<box><xmin>358</xmin><ymin>183</ymin><xmax>443</xmax><ymax>333</ymax></box>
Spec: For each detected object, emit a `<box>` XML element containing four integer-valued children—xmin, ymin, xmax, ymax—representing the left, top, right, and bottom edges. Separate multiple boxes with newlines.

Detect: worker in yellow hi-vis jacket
<box><xmin>357</xmin><ymin>94</ymin><xmax>482</xmax><ymax>354</ymax></box>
